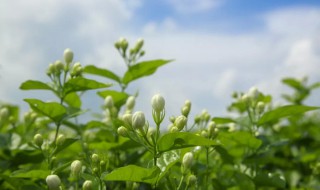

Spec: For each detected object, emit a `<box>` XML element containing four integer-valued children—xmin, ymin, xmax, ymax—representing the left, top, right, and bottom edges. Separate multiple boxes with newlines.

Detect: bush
<box><xmin>0</xmin><ymin>38</ymin><xmax>320</xmax><ymax>190</ymax></box>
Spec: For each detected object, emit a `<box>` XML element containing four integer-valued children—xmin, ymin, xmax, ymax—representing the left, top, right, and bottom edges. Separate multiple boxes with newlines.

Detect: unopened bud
<box><xmin>82</xmin><ymin>180</ymin><xmax>93</xmax><ymax>190</ymax></box>
<box><xmin>71</xmin><ymin>160</ymin><xmax>82</xmax><ymax>176</ymax></box>
<box><xmin>46</xmin><ymin>174</ymin><xmax>61</xmax><ymax>190</ymax></box>
<box><xmin>257</xmin><ymin>101</ymin><xmax>265</xmax><ymax>114</ymax></box>
<box><xmin>248</xmin><ymin>87</ymin><xmax>259</xmax><ymax>101</ymax></box>
<box><xmin>201</xmin><ymin>130</ymin><xmax>208</xmax><ymax>138</ymax></box>
<box><xmin>134</xmin><ymin>38</ymin><xmax>144</xmax><ymax>52</ymax></box>
<box><xmin>117</xmin><ymin>126</ymin><xmax>128</xmax><ymax>137</ymax></box>
<box><xmin>56</xmin><ymin>134</ymin><xmax>65</xmax><ymax>146</ymax></box>
<box><xmin>132</xmin><ymin>111</ymin><xmax>145</xmax><ymax>129</ymax></box>
<box><xmin>174</xmin><ymin>115</ymin><xmax>187</xmax><ymax>131</ymax></box>
<box><xmin>47</xmin><ymin>63</ymin><xmax>55</xmax><ymax>75</ymax></box>
<box><xmin>187</xmin><ymin>174</ymin><xmax>197</xmax><ymax>187</ymax></box>
<box><xmin>0</xmin><ymin>107</ymin><xmax>9</xmax><ymax>120</ymax></box>
<box><xmin>151</xmin><ymin>94</ymin><xmax>165</xmax><ymax>113</ymax></box>
<box><xmin>208</xmin><ymin>121</ymin><xmax>216</xmax><ymax>136</ymax></box>
<box><xmin>182</xmin><ymin>152</ymin><xmax>193</xmax><ymax>172</ymax></box>
<box><xmin>54</xmin><ymin>60</ymin><xmax>64</xmax><ymax>73</ymax></box>
<box><xmin>181</xmin><ymin>106</ymin><xmax>190</xmax><ymax>117</ymax></box>
<box><xmin>100</xmin><ymin>160</ymin><xmax>106</xmax><ymax>171</ymax></box>
<box><xmin>119</xmin><ymin>37</ymin><xmax>128</xmax><ymax>51</ymax></box>
<box><xmin>64</xmin><ymin>48</ymin><xmax>74</xmax><ymax>64</ymax></box>
<box><xmin>33</xmin><ymin>133</ymin><xmax>43</xmax><ymax>147</ymax></box>
<box><xmin>91</xmin><ymin>154</ymin><xmax>99</xmax><ymax>163</ymax></box>
<box><xmin>139</xmin><ymin>50</ymin><xmax>145</xmax><ymax>57</ymax></box>
<box><xmin>122</xmin><ymin>113</ymin><xmax>133</xmax><ymax>127</ymax></box>
<box><xmin>126</xmin><ymin>96</ymin><xmax>135</xmax><ymax>110</ymax></box>
<box><xmin>104</xmin><ymin>96</ymin><xmax>114</xmax><ymax>109</ymax></box>
<box><xmin>170</xmin><ymin>126</ymin><xmax>179</xmax><ymax>133</ymax></box>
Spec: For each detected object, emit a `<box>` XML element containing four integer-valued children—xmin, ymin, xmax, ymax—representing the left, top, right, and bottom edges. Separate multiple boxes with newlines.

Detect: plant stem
<box><xmin>177</xmin><ymin>175</ymin><xmax>185</xmax><ymax>190</ymax></box>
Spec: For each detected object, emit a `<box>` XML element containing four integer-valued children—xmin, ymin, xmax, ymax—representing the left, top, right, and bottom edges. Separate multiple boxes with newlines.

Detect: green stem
<box><xmin>177</xmin><ymin>175</ymin><xmax>185</xmax><ymax>190</ymax></box>
<box><xmin>205</xmin><ymin>147</ymin><xmax>209</xmax><ymax>185</ymax></box>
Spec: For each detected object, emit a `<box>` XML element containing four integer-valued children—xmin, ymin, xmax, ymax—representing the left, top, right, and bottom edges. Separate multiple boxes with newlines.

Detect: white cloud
<box><xmin>167</xmin><ymin>0</ymin><xmax>222</xmax><ymax>13</ymax></box>
<box><xmin>1</xmin><ymin>1</ymin><xmax>320</xmax><ymax>122</ymax></box>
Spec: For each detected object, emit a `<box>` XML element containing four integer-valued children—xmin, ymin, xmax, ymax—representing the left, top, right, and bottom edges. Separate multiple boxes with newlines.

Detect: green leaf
<box><xmin>11</xmin><ymin>170</ymin><xmax>50</xmax><ymax>179</ymax></box>
<box><xmin>52</xmin><ymin>138</ymin><xmax>79</xmax><ymax>156</ymax></box>
<box><xmin>217</xmin><ymin>131</ymin><xmax>262</xmax><ymax>158</ymax></box>
<box><xmin>157</xmin><ymin>150</ymin><xmax>180</xmax><ymax>180</ymax></box>
<box><xmin>84</xmin><ymin>65</ymin><xmax>121</xmax><ymax>83</ymax></box>
<box><xmin>64</xmin><ymin>92</ymin><xmax>81</xmax><ymax>108</ymax></box>
<box><xmin>253</xmin><ymin>172</ymin><xmax>286</xmax><ymax>188</ymax></box>
<box><xmin>97</xmin><ymin>90</ymin><xmax>129</xmax><ymax>108</ymax></box>
<box><xmin>282</xmin><ymin>78</ymin><xmax>304</xmax><ymax>90</ymax></box>
<box><xmin>64</xmin><ymin>77</ymin><xmax>111</xmax><ymax>95</ymax></box>
<box><xmin>123</xmin><ymin>59</ymin><xmax>172</xmax><ymax>85</ymax></box>
<box><xmin>212</xmin><ymin>117</ymin><xmax>235</xmax><ymax>124</ymax></box>
<box><xmin>104</xmin><ymin>165</ymin><xmax>160</xmax><ymax>185</ymax></box>
<box><xmin>157</xmin><ymin>132</ymin><xmax>217</xmax><ymax>153</ymax></box>
<box><xmin>19</xmin><ymin>80</ymin><xmax>52</xmax><ymax>91</ymax></box>
<box><xmin>258</xmin><ymin>105</ymin><xmax>319</xmax><ymax>125</ymax></box>
<box><xmin>24</xmin><ymin>99</ymin><xmax>66</xmax><ymax>122</ymax></box>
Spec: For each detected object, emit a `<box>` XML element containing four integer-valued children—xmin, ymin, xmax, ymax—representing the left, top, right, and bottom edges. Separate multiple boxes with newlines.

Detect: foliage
<box><xmin>0</xmin><ymin>38</ymin><xmax>320</xmax><ymax>190</ymax></box>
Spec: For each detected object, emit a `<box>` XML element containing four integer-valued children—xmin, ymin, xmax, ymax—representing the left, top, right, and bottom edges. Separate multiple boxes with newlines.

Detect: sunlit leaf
<box><xmin>84</xmin><ymin>65</ymin><xmax>121</xmax><ymax>83</ymax></box>
<box><xmin>11</xmin><ymin>170</ymin><xmax>50</xmax><ymax>179</ymax></box>
<box><xmin>52</xmin><ymin>138</ymin><xmax>79</xmax><ymax>156</ymax></box>
<box><xmin>157</xmin><ymin>132</ymin><xmax>217</xmax><ymax>153</ymax></box>
<box><xmin>122</xmin><ymin>59</ymin><xmax>172</xmax><ymax>85</ymax></box>
<box><xmin>64</xmin><ymin>77</ymin><xmax>111</xmax><ymax>94</ymax></box>
<box><xmin>258</xmin><ymin>105</ymin><xmax>319</xmax><ymax>125</ymax></box>
<box><xmin>104</xmin><ymin>165</ymin><xmax>160</xmax><ymax>185</ymax></box>
<box><xmin>24</xmin><ymin>99</ymin><xmax>66</xmax><ymax>122</ymax></box>
<box><xmin>64</xmin><ymin>92</ymin><xmax>81</xmax><ymax>108</ymax></box>
<box><xmin>19</xmin><ymin>80</ymin><xmax>52</xmax><ymax>91</ymax></box>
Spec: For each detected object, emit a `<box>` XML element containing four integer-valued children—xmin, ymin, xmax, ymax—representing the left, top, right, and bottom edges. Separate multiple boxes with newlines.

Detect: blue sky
<box><xmin>1</xmin><ymin>0</ymin><xmax>320</xmax><ymax>124</ymax></box>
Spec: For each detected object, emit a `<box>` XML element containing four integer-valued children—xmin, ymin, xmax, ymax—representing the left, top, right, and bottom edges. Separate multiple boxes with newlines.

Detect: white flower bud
<box><xmin>174</xmin><ymin>115</ymin><xmax>187</xmax><ymax>131</ymax></box>
<box><xmin>208</xmin><ymin>121</ymin><xmax>216</xmax><ymax>136</ymax></box>
<box><xmin>134</xmin><ymin>38</ymin><xmax>144</xmax><ymax>52</ymax></box>
<box><xmin>126</xmin><ymin>96</ymin><xmax>135</xmax><ymax>110</ymax></box>
<box><xmin>119</xmin><ymin>37</ymin><xmax>128</xmax><ymax>51</ymax></box>
<box><xmin>56</xmin><ymin>134</ymin><xmax>65</xmax><ymax>146</ymax></box>
<box><xmin>248</xmin><ymin>87</ymin><xmax>259</xmax><ymax>100</ymax></box>
<box><xmin>187</xmin><ymin>174</ymin><xmax>197</xmax><ymax>187</ymax></box>
<box><xmin>122</xmin><ymin>113</ymin><xmax>132</xmax><ymax>127</ymax></box>
<box><xmin>257</xmin><ymin>101</ymin><xmax>265</xmax><ymax>114</ymax></box>
<box><xmin>82</xmin><ymin>180</ymin><xmax>93</xmax><ymax>190</ymax></box>
<box><xmin>241</xmin><ymin>94</ymin><xmax>250</xmax><ymax>103</ymax></box>
<box><xmin>54</xmin><ymin>60</ymin><xmax>64</xmax><ymax>73</ymax></box>
<box><xmin>170</xmin><ymin>126</ymin><xmax>179</xmax><ymax>133</ymax></box>
<box><xmin>132</xmin><ymin>111</ymin><xmax>146</xmax><ymax>129</ymax></box>
<box><xmin>151</xmin><ymin>94</ymin><xmax>165</xmax><ymax>113</ymax></box>
<box><xmin>91</xmin><ymin>154</ymin><xmax>99</xmax><ymax>163</ymax></box>
<box><xmin>201</xmin><ymin>130</ymin><xmax>208</xmax><ymax>138</ymax></box>
<box><xmin>33</xmin><ymin>133</ymin><xmax>43</xmax><ymax>147</ymax></box>
<box><xmin>104</xmin><ymin>96</ymin><xmax>114</xmax><ymax>109</ymax></box>
<box><xmin>46</xmin><ymin>174</ymin><xmax>61</xmax><ymax>190</ymax></box>
<box><xmin>182</xmin><ymin>152</ymin><xmax>193</xmax><ymax>172</ymax></box>
<box><xmin>71</xmin><ymin>160</ymin><xmax>82</xmax><ymax>176</ymax></box>
<box><xmin>64</xmin><ymin>48</ymin><xmax>74</xmax><ymax>64</ymax></box>
<box><xmin>117</xmin><ymin>126</ymin><xmax>128</xmax><ymax>137</ymax></box>
<box><xmin>181</xmin><ymin>106</ymin><xmax>190</xmax><ymax>117</ymax></box>
<box><xmin>0</xmin><ymin>107</ymin><xmax>9</xmax><ymax>120</ymax></box>
<box><xmin>184</xmin><ymin>100</ymin><xmax>191</xmax><ymax>109</ymax></box>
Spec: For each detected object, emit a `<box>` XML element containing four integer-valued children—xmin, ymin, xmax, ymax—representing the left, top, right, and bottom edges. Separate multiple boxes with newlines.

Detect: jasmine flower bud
<box><xmin>33</xmin><ymin>133</ymin><xmax>43</xmax><ymax>148</ymax></box>
<box><xmin>151</xmin><ymin>94</ymin><xmax>165</xmax><ymax>113</ymax></box>
<box><xmin>117</xmin><ymin>126</ymin><xmax>128</xmax><ymax>137</ymax></box>
<box><xmin>82</xmin><ymin>180</ymin><xmax>93</xmax><ymax>190</ymax></box>
<box><xmin>56</xmin><ymin>134</ymin><xmax>65</xmax><ymax>146</ymax></box>
<box><xmin>122</xmin><ymin>113</ymin><xmax>133</xmax><ymax>127</ymax></box>
<box><xmin>104</xmin><ymin>96</ymin><xmax>114</xmax><ymax>109</ymax></box>
<box><xmin>174</xmin><ymin>115</ymin><xmax>187</xmax><ymax>131</ymax></box>
<box><xmin>46</xmin><ymin>174</ymin><xmax>61</xmax><ymax>190</ymax></box>
<box><xmin>132</xmin><ymin>111</ymin><xmax>145</xmax><ymax>130</ymax></box>
<box><xmin>126</xmin><ymin>96</ymin><xmax>135</xmax><ymax>110</ymax></box>
<box><xmin>64</xmin><ymin>48</ymin><xmax>74</xmax><ymax>64</ymax></box>
<box><xmin>182</xmin><ymin>152</ymin><xmax>193</xmax><ymax>174</ymax></box>
<box><xmin>71</xmin><ymin>160</ymin><xmax>82</xmax><ymax>176</ymax></box>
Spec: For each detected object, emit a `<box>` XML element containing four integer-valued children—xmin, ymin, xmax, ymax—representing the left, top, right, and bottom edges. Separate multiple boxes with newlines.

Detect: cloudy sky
<box><xmin>1</xmin><ymin>0</ymin><xmax>320</xmax><ymax>122</ymax></box>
